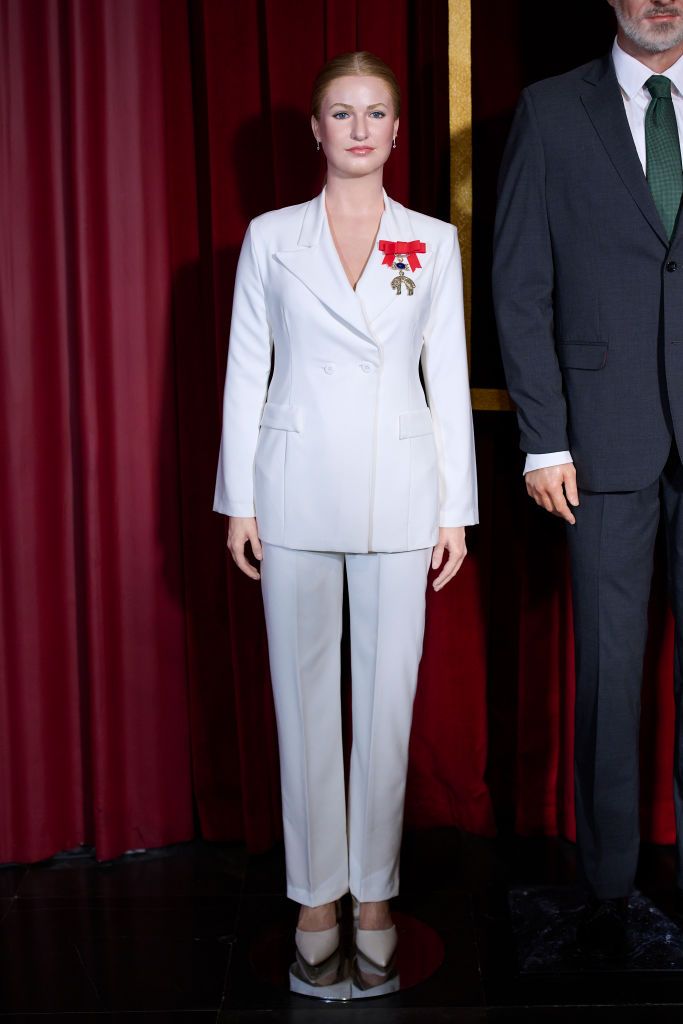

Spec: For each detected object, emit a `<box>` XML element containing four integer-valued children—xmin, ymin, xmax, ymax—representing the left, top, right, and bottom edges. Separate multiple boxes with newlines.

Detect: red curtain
<box><xmin>0</xmin><ymin>0</ymin><xmax>491</xmax><ymax>864</ymax></box>
<box><xmin>0</xmin><ymin>0</ymin><xmax>193</xmax><ymax>862</ymax></box>
<box><xmin>0</xmin><ymin>0</ymin><xmax>674</xmax><ymax>866</ymax></box>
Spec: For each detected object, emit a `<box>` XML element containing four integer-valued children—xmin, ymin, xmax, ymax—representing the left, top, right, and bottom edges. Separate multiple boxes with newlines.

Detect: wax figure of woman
<box><xmin>214</xmin><ymin>51</ymin><xmax>477</xmax><ymax>969</ymax></box>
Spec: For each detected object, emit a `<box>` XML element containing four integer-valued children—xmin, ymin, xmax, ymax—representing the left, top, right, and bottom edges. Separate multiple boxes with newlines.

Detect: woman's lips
<box><xmin>347</xmin><ymin>146</ymin><xmax>374</xmax><ymax>154</ymax></box>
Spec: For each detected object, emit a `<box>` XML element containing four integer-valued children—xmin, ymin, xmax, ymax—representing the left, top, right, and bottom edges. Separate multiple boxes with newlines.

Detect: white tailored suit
<box><xmin>214</xmin><ymin>188</ymin><xmax>478</xmax><ymax>906</ymax></box>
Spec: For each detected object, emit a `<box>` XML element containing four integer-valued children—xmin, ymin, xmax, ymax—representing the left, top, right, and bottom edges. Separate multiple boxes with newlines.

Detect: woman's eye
<box><xmin>370</xmin><ymin>111</ymin><xmax>386</xmax><ymax>118</ymax></box>
<box><xmin>333</xmin><ymin>112</ymin><xmax>350</xmax><ymax>119</ymax></box>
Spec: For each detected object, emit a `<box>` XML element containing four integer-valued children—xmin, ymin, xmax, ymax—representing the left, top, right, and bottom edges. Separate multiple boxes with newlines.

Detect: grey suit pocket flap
<box><xmin>260</xmin><ymin>402</ymin><xmax>302</xmax><ymax>432</ymax></box>
<box><xmin>399</xmin><ymin>408</ymin><xmax>434</xmax><ymax>439</ymax></box>
<box><xmin>556</xmin><ymin>343</ymin><xmax>608</xmax><ymax>370</ymax></box>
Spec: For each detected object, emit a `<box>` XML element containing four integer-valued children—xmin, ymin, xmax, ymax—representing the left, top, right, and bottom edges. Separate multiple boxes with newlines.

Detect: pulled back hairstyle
<box><xmin>311</xmin><ymin>51</ymin><xmax>401</xmax><ymax>120</ymax></box>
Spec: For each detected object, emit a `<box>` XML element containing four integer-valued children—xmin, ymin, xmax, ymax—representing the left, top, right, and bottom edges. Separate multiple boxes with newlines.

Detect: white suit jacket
<box><xmin>213</xmin><ymin>189</ymin><xmax>478</xmax><ymax>553</ymax></box>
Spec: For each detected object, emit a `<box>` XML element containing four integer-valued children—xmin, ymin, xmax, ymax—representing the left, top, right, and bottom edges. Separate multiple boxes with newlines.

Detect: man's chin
<box><xmin>626</xmin><ymin>24</ymin><xmax>683</xmax><ymax>53</ymax></box>
<box><xmin>641</xmin><ymin>39</ymin><xmax>682</xmax><ymax>53</ymax></box>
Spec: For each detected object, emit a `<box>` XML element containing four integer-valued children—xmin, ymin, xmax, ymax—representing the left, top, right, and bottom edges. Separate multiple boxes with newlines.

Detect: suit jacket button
<box><xmin>324</xmin><ymin>363</ymin><xmax>336</xmax><ymax>374</ymax></box>
<box><xmin>360</xmin><ymin>362</ymin><xmax>373</xmax><ymax>373</ymax></box>
<box><xmin>667</xmin><ymin>260</ymin><xmax>678</xmax><ymax>272</ymax></box>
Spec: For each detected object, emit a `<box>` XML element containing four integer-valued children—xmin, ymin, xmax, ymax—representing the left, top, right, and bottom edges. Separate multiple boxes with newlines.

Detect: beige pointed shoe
<box><xmin>355</xmin><ymin>924</ymin><xmax>398</xmax><ymax>968</ymax></box>
<box><xmin>294</xmin><ymin>923</ymin><xmax>340</xmax><ymax>966</ymax></box>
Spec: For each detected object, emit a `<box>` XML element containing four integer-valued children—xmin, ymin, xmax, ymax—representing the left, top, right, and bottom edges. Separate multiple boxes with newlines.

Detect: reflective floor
<box><xmin>2</xmin><ymin>830</ymin><xmax>683</xmax><ymax>1020</ymax></box>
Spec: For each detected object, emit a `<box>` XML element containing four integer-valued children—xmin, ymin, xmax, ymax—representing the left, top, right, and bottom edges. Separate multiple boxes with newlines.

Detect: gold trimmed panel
<box><xmin>450</xmin><ymin>0</ymin><xmax>513</xmax><ymax>411</ymax></box>
<box><xmin>449</xmin><ymin>0</ymin><xmax>472</xmax><ymax>358</ymax></box>
<box><xmin>470</xmin><ymin>388</ymin><xmax>515</xmax><ymax>412</ymax></box>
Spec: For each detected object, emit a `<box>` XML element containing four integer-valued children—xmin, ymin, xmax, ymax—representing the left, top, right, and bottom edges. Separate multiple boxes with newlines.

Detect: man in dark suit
<box><xmin>494</xmin><ymin>0</ymin><xmax>683</xmax><ymax>956</ymax></box>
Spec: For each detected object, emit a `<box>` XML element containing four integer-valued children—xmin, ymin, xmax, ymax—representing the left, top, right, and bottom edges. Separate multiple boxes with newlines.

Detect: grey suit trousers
<box><xmin>568</xmin><ymin>445</ymin><xmax>683</xmax><ymax>898</ymax></box>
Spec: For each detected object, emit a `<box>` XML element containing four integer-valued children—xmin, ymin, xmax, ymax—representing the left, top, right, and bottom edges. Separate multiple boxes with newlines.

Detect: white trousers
<box><xmin>260</xmin><ymin>542</ymin><xmax>432</xmax><ymax>907</ymax></box>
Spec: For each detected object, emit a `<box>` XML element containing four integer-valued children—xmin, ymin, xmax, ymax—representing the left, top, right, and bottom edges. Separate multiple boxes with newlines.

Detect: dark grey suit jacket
<box><xmin>493</xmin><ymin>54</ymin><xmax>683</xmax><ymax>492</ymax></box>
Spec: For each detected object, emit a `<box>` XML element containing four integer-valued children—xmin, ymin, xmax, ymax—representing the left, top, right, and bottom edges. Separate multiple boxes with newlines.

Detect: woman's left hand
<box><xmin>431</xmin><ymin>527</ymin><xmax>467</xmax><ymax>591</ymax></box>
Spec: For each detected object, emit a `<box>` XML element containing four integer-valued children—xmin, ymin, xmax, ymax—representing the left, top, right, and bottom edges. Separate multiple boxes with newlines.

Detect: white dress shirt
<box><xmin>523</xmin><ymin>39</ymin><xmax>683</xmax><ymax>475</ymax></box>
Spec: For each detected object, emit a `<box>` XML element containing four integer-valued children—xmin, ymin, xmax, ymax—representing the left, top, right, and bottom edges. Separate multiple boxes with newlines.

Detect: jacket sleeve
<box><xmin>420</xmin><ymin>224</ymin><xmax>479</xmax><ymax>528</ymax></box>
<box><xmin>492</xmin><ymin>87</ymin><xmax>568</xmax><ymax>455</ymax></box>
<box><xmin>213</xmin><ymin>220</ymin><xmax>272</xmax><ymax>517</ymax></box>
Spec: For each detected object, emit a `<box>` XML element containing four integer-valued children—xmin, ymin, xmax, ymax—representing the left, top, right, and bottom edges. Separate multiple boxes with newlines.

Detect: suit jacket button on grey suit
<box><xmin>667</xmin><ymin>260</ymin><xmax>678</xmax><ymax>272</ymax></box>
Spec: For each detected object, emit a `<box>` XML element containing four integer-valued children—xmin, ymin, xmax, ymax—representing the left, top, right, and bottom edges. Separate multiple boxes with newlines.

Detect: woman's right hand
<box><xmin>227</xmin><ymin>516</ymin><xmax>263</xmax><ymax>580</ymax></box>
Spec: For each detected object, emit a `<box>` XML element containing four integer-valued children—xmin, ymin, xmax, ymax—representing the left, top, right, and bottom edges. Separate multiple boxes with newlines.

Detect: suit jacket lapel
<box><xmin>273</xmin><ymin>191</ymin><xmax>373</xmax><ymax>342</ymax></box>
<box><xmin>581</xmin><ymin>56</ymin><xmax>668</xmax><ymax>246</ymax></box>
<box><xmin>355</xmin><ymin>195</ymin><xmax>433</xmax><ymax>325</ymax></box>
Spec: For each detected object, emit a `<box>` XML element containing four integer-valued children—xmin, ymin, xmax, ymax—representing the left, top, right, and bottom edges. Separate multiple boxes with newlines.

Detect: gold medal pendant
<box><xmin>390</xmin><ymin>255</ymin><xmax>416</xmax><ymax>296</ymax></box>
<box><xmin>378</xmin><ymin>240</ymin><xmax>425</xmax><ymax>292</ymax></box>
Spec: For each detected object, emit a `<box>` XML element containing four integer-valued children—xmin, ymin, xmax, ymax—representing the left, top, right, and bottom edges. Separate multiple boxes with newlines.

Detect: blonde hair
<box><xmin>311</xmin><ymin>51</ymin><xmax>401</xmax><ymax>120</ymax></box>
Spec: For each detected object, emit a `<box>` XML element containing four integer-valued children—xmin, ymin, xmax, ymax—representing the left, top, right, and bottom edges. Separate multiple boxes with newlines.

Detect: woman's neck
<box><xmin>324</xmin><ymin>170</ymin><xmax>385</xmax><ymax>218</ymax></box>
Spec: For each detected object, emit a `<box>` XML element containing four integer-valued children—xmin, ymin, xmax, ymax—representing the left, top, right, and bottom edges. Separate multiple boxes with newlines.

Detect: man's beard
<box><xmin>614</xmin><ymin>4</ymin><xmax>683</xmax><ymax>52</ymax></box>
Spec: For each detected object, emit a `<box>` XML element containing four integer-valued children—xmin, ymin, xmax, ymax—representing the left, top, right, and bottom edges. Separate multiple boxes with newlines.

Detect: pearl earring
<box><xmin>316</xmin><ymin>140</ymin><xmax>320</xmax><ymax>151</ymax></box>
<box><xmin>393</xmin><ymin>137</ymin><xmax>397</xmax><ymax>149</ymax></box>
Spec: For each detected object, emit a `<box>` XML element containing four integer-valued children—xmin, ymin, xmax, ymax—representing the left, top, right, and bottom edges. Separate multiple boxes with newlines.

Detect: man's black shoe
<box><xmin>576</xmin><ymin>896</ymin><xmax>631</xmax><ymax>959</ymax></box>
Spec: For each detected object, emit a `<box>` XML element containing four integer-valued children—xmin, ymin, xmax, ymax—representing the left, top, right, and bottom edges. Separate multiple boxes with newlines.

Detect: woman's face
<box><xmin>312</xmin><ymin>75</ymin><xmax>399</xmax><ymax>179</ymax></box>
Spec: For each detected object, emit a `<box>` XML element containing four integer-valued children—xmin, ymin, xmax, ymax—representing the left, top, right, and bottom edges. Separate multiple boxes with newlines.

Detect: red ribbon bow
<box><xmin>378</xmin><ymin>239</ymin><xmax>426</xmax><ymax>272</ymax></box>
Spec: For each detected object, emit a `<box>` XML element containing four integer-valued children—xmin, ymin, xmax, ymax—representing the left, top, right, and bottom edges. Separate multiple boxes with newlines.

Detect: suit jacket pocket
<box><xmin>259</xmin><ymin>402</ymin><xmax>303</xmax><ymax>432</ymax></box>
<box><xmin>556</xmin><ymin>343</ymin><xmax>608</xmax><ymax>370</ymax></box>
<box><xmin>399</xmin><ymin>408</ymin><xmax>434</xmax><ymax>439</ymax></box>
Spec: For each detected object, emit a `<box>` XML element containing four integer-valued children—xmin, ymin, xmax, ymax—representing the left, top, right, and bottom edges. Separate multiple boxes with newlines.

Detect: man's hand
<box><xmin>227</xmin><ymin>516</ymin><xmax>263</xmax><ymax>580</ymax></box>
<box><xmin>525</xmin><ymin>463</ymin><xmax>579</xmax><ymax>524</ymax></box>
<box><xmin>432</xmin><ymin>527</ymin><xmax>467</xmax><ymax>591</ymax></box>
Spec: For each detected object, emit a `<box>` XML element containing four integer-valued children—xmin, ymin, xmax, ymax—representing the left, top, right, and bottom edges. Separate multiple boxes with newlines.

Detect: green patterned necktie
<box><xmin>645</xmin><ymin>75</ymin><xmax>683</xmax><ymax>239</ymax></box>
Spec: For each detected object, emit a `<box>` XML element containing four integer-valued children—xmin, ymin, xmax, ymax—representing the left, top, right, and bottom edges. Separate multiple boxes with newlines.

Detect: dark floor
<box><xmin>2</xmin><ymin>829</ymin><xmax>683</xmax><ymax>1021</ymax></box>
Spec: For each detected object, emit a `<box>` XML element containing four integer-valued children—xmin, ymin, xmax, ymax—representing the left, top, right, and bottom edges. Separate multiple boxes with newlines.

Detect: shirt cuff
<box><xmin>523</xmin><ymin>451</ymin><xmax>573</xmax><ymax>475</ymax></box>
